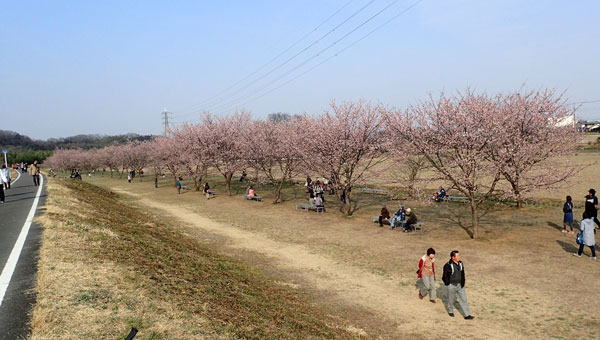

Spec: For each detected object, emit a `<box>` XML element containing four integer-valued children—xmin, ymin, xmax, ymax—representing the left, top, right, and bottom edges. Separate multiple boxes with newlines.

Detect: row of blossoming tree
<box><xmin>45</xmin><ymin>89</ymin><xmax>579</xmax><ymax>238</ymax></box>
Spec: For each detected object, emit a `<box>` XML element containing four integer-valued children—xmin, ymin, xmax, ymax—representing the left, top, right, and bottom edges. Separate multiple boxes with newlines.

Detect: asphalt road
<box><xmin>0</xmin><ymin>171</ymin><xmax>45</xmax><ymax>340</ymax></box>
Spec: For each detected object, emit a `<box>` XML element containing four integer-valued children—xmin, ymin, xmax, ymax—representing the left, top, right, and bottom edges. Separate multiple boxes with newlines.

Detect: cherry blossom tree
<box><xmin>301</xmin><ymin>100</ymin><xmax>388</xmax><ymax>215</ymax></box>
<box><xmin>148</xmin><ymin>136</ymin><xmax>182</xmax><ymax>184</ymax></box>
<box><xmin>171</xmin><ymin>125</ymin><xmax>211</xmax><ymax>191</ymax></box>
<box><xmin>488</xmin><ymin>90</ymin><xmax>580</xmax><ymax>207</ymax></box>
<box><xmin>199</xmin><ymin>113</ymin><xmax>249</xmax><ymax>195</ymax></box>
<box><xmin>386</xmin><ymin>91</ymin><xmax>505</xmax><ymax>239</ymax></box>
<box><xmin>244</xmin><ymin>118</ymin><xmax>305</xmax><ymax>203</ymax></box>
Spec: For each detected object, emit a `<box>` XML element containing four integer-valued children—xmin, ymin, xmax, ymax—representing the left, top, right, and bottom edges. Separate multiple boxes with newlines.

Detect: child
<box><xmin>127</xmin><ymin>173</ymin><xmax>132</xmax><ymax>183</ymax></box>
<box><xmin>562</xmin><ymin>195</ymin><xmax>574</xmax><ymax>234</ymax></box>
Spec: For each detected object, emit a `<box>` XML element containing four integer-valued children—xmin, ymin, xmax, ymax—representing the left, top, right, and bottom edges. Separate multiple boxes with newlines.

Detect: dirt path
<box><xmin>111</xmin><ymin>188</ymin><xmax>524</xmax><ymax>340</ymax></box>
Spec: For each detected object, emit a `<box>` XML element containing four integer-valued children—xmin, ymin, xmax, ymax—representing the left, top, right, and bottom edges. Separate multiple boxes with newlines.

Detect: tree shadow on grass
<box><xmin>556</xmin><ymin>240</ymin><xmax>578</xmax><ymax>254</ymax></box>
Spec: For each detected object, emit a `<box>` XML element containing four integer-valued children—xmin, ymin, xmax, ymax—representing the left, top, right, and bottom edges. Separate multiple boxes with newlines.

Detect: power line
<box><xmin>171</xmin><ymin>0</ymin><xmax>358</xmax><ymax>116</ymax></box>
<box><xmin>213</xmin><ymin>0</ymin><xmax>421</xmax><ymax>114</ymax></box>
<box><xmin>180</xmin><ymin>0</ymin><xmax>377</xmax><ymax>117</ymax></box>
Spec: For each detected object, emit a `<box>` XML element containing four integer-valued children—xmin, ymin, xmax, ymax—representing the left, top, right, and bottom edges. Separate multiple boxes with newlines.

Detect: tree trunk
<box><xmin>225</xmin><ymin>173</ymin><xmax>233</xmax><ymax>195</ymax></box>
<box><xmin>273</xmin><ymin>179</ymin><xmax>284</xmax><ymax>204</ymax></box>
<box><xmin>344</xmin><ymin>188</ymin><xmax>353</xmax><ymax>216</ymax></box>
<box><xmin>469</xmin><ymin>198</ymin><xmax>478</xmax><ymax>239</ymax></box>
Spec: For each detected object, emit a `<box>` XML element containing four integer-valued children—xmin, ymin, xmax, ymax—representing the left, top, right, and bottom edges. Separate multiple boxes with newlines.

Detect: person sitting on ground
<box><xmin>404</xmin><ymin>208</ymin><xmax>418</xmax><ymax>232</ymax></box>
<box><xmin>562</xmin><ymin>195</ymin><xmax>574</xmax><ymax>234</ymax></box>
<box><xmin>379</xmin><ymin>206</ymin><xmax>391</xmax><ymax>227</ymax></box>
<box><xmin>390</xmin><ymin>205</ymin><xmax>406</xmax><ymax>229</ymax></box>
<box><xmin>175</xmin><ymin>177</ymin><xmax>183</xmax><ymax>194</ymax></box>
<box><xmin>247</xmin><ymin>186</ymin><xmax>257</xmax><ymax>197</ymax></box>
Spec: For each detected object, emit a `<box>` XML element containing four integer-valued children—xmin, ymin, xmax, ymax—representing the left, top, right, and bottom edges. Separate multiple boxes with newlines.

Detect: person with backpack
<box><xmin>417</xmin><ymin>248</ymin><xmax>436</xmax><ymax>303</ymax></box>
<box><xmin>442</xmin><ymin>250</ymin><xmax>475</xmax><ymax>319</ymax></box>
<box><xmin>562</xmin><ymin>196</ymin><xmax>574</xmax><ymax>234</ymax></box>
<box><xmin>573</xmin><ymin>212</ymin><xmax>597</xmax><ymax>260</ymax></box>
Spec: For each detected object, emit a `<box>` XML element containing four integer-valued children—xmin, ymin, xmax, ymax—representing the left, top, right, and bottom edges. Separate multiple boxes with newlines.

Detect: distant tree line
<box><xmin>0</xmin><ymin>130</ymin><xmax>154</xmax><ymax>165</ymax></box>
<box><xmin>0</xmin><ymin>130</ymin><xmax>154</xmax><ymax>151</ymax></box>
<box><xmin>6</xmin><ymin>150</ymin><xmax>53</xmax><ymax>165</ymax></box>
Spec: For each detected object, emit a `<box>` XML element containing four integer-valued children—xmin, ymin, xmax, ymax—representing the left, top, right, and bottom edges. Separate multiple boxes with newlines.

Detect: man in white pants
<box><xmin>441</xmin><ymin>250</ymin><xmax>474</xmax><ymax>320</ymax></box>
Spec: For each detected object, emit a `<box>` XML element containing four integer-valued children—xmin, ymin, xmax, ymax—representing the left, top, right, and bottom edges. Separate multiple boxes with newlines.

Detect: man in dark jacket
<box><xmin>584</xmin><ymin>189</ymin><xmax>600</xmax><ymax>227</ymax></box>
<box><xmin>441</xmin><ymin>250</ymin><xmax>474</xmax><ymax>319</ymax></box>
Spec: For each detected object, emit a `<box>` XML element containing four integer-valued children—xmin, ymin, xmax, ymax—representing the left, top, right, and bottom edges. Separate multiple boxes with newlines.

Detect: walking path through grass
<box><xmin>91</xmin><ymin>174</ymin><xmax>600</xmax><ymax>340</ymax></box>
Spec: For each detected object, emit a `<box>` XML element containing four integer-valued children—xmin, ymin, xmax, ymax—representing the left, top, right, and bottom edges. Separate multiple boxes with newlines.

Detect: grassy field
<box><xmin>61</xmin><ymin>163</ymin><xmax>600</xmax><ymax>340</ymax></box>
<box><xmin>31</xmin><ymin>178</ymin><xmax>364</xmax><ymax>339</ymax></box>
<box><xmin>35</xmin><ymin>148</ymin><xmax>600</xmax><ymax>339</ymax></box>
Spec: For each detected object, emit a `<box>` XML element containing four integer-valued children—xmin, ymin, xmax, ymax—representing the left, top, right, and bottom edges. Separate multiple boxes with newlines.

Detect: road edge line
<box><xmin>0</xmin><ymin>174</ymin><xmax>44</xmax><ymax>307</ymax></box>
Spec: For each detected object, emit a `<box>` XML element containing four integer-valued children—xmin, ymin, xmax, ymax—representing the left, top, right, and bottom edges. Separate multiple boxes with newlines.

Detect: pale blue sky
<box><xmin>1</xmin><ymin>1</ymin><xmax>599</xmax><ymax>139</ymax></box>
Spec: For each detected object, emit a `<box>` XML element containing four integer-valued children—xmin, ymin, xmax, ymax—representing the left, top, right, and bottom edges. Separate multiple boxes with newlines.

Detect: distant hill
<box><xmin>0</xmin><ymin>130</ymin><xmax>154</xmax><ymax>151</ymax></box>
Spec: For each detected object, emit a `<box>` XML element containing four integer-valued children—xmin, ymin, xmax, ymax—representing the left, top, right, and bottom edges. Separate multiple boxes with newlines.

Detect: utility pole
<box><xmin>161</xmin><ymin>109</ymin><xmax>172</xmax><ymax>136</ymax></box>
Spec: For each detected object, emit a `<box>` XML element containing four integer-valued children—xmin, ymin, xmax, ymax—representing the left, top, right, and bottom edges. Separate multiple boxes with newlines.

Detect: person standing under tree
<box><xmin>442</xmin><ymin>250</ymin><xmax>475</xmax><ymax>320</ymax></box>
<box><xmin>562</xmin><ymin>196</ymin><xmax>574</xmax><ymax>234</ymax></box>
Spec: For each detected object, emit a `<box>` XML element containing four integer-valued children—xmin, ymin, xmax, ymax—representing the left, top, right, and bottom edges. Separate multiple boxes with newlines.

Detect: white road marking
<box><xmin>0</xmin><ymin>174</ymin><xmax>44</xmax><ymax>307</ymax></box>
<box><xmin>11</xmin><ymin>170</ymin><xmax>22</xmax><ymax>185</ymax></box>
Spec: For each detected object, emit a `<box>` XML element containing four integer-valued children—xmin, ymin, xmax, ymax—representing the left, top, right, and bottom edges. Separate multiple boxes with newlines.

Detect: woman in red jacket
<box><xmin>417</xmin><ymin>248</ymin><xmax>436</xmax><ymax>303</ymax></box>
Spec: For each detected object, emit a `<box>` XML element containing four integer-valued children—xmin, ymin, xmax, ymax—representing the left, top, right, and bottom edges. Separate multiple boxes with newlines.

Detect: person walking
<box><xmin>442</xmin><ymin>250</ymin><xmax>475</xmax><ymax>319</ymax></box>
<box><xmin>584</xmin><ymin>189</ymin><xmax>599</xmax><ymax>227</ymax></box>
<box><xmin>0</xmin><ymin>164</ymin><xmax>10</xmax><ymax>189</ymax></box>
<box><xmin>0</xmin><ymin>178</ymin><xmax>4</xmax><ymax>203</ymax></box>
<box><xmin>562</xmin><ymin>196</ymin><xmax>574</xmax><ymax>234</ymax></box>
<box><xmin>573</xmin><ymin>212</ymin><xmax>597</xmax><ymax>260</ymax></box>
<box><xmin>127</xmin><ymin>172</ymin><xmax>132</xmax><ymax>183</ymax></box>
<box><xmin>417</xmin><ymin>248</ymin><xmax>437</xmax><ymax>303</ymax></box>
<box><xmin>31</xmin><ymin>161</ymin><xmax>41</xmax><ymax>186</ymax></box>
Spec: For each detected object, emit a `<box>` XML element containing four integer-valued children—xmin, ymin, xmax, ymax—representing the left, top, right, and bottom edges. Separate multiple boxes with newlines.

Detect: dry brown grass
<box><xmin>81</xmin><ymin>170</ymin><xmax>600</xmax><ymax>340</ymax></box>
<box><xmin>31</xmin><ymin>179</ymin><xmax>361</xmax><ymax>339</ymax></box>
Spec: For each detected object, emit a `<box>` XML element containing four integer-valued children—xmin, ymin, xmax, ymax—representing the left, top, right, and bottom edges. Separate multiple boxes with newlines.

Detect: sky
<box><xmin>1</xmin><ymin>0</ymin><xmax>599</xmax><ymax>139</ymax></box>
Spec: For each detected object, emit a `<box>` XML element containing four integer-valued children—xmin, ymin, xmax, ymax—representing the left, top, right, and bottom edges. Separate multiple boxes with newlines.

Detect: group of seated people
<box><xmin>306</xmin><ymin>178</ymin><xmax>328</xmax><ymax>210</ymax></box>
<box><xmin>432</xmin><ymin>187</ymin><xmax>447</xmax><ymax>202</ymax></box>
<box><xmin>379</xmin><ymin>205</ymin><xmax>418</xmax><ymax>232</ymax></box>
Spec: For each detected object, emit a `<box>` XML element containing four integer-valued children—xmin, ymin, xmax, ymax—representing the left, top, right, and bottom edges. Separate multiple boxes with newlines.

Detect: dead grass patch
<box><xmin>31</xmin><ymin>179</ymin><xmax>360</xmax><ymax>339</ymax></box>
